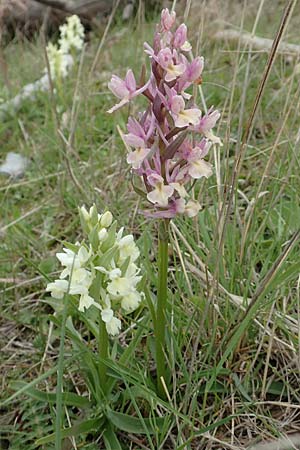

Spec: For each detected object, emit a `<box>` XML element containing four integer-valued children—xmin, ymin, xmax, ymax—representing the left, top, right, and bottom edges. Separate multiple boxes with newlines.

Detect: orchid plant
<box><xmin>46</xmin><ymin>205</ymin><xmax>143</xmax><ymax>385</ymax></box>
<box><xmin>108</xmin><ymin>8</ymin><xmax>221</xmax><ymax>396</ymax></box>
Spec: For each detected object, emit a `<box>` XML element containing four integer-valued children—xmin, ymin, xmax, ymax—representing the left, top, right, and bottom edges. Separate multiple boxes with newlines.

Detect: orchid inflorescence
<box><xmin>46</xmin><ymin>205</ymin><xmax>143</xmax><ymax>336</ymax></box>
<box><xmin>46</xmin><ymin>15</ymin><xmax>84</xmax><ymax>80</ymax></box>
<box><xmin>108</xmin><ymin>8</ymin><xmax>222</xmax><ymax>218</ymax></box>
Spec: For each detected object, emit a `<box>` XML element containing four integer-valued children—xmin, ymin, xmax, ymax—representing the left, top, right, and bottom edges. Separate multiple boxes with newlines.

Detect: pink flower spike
<box><xmin>161</xmin><ymin>8</ymin><xmax>176</xmax><ymax>31</ymax></box>
<box><xmin>173</xmin><ymin>24</ymin><xmax>187</xmax><ymax>49</ymax></box>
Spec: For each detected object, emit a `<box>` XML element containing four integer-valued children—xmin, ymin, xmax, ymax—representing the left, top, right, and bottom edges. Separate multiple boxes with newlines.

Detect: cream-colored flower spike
<box><xmin>46</xmin><ymin>205</ymin><xmax>144</xmax><ymax>336</ymax></box>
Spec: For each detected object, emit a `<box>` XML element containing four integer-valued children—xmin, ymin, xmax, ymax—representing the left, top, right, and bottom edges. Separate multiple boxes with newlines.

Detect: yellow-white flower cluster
<box><xmin>46</xmin><ymin>205</ymin><xmax>143</xmax><ymax>336</ymax></box>
<box><xmin>58</xmin><ymin>15</ymin><xmax>85</xmax><ymax>54</ymax></box>
<box><xmin>46</xmin><ymin>15</ymin><xmax>84</xmax><ymax>80</ymax></box>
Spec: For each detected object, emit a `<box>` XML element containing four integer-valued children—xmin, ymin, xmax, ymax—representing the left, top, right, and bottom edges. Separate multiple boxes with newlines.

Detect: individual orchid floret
<box><xmin>124</xmin><ymin>132</ymin><xmax>152</xmax><ymax>170</ymax></box>
<box><xmin>160</xmin><ymin>8</ymin><xmax>176</xmax><ymax>31</ymax></box>
<box><xmin>186</xmin><ymin>144</ymin><xmax>213</xmax><ymax>179</ymax></box>
<box><xmin>107</xmin><ymin>70</ymin><xmax>149</xmax><ymax>113</ymax></box>
<box><xmin>183</xmin><ymin>57</ymin><xmax>204</xmax><ymax>83</ymax></box>
<box><xmin>46</xmin><ymin>206</ymin><xmax>144</xmax><ymax>336</ymax></box>
<box><xmin>46</xmin><ymin>279</ymin><xmax>69</xmax><ymax>299</ymax></box>
<box><xmin>173</xmin><ymin>24</ymin><xmax>192</xmax><ymax>52</ymax></box>
<box><xmin>185</xmin><ymin>199</ymin><xmax>202</xmax><ymax>217</ymax></box>
<box><xmin>147</xmin><ymin>173</ymin><xmax>174</xmax><ymax>207</ymax></box>
<box><xmin>170</xmin><ymin>95</ymin><xmax>201</xmax><ymax>128</ymax></box>
<box><xmin>157</xmin><ymin>48</ymin><xmax>185</xmax><ymax>82</ymax></box>
<box><xmin>193</xmin><ymin>108</ymin><xmax>222</xmax><ymax>145</ymax></box>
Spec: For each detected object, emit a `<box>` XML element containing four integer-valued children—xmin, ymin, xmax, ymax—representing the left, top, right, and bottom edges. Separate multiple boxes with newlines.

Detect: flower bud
<box><xmin>173</xmin><ymin>24</ymin><xmax>187</xmax><ymax>48</ymax></box>
<box><xmin>100</xmin><ymin>211</ymin><xmax>113</xmax><ymax>228</ymax></box>
<box><xmin>98</xmin><ymin>228</ymin><xmax>108</xmax><ymax>241</ymax></box>
<box><xmin>79</xmin><ymin>205</ymin><xmax>89</xmax><ymax>221</ymax></box>
<box><xmin>161</xmin><ymin>8</ymin><xmax>176</xmax><ymax>31</ymax></box>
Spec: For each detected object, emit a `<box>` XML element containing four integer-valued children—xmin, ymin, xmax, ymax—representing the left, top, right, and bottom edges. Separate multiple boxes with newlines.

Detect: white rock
<box><xmin>0</xmin><ymin>152</ymin><xmax>29</xmax><ymax>177</ymax></box>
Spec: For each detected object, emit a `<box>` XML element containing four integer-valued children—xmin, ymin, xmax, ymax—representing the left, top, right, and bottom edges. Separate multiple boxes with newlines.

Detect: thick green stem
<box><xmin>99</xmin><ymin>316</ymin><xmax>109</xmax><ymax>392</ymax></box>
<box><xmin>155</xmin><ymin>219</ymin><xmax>169</xmax><ymax>398</ymax></box>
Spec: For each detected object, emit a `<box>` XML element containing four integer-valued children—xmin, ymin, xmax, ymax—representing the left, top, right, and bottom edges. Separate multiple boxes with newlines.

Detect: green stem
<box><xmin>55</xmin><ymin>296</ymin><xmax>68</xmax><ymax>450</ymax></box>
<box><xmin>155</xmin><ymin>219</ymin><xmax>169</xmax><ymax>398</ymax></box>
<box><xmin>99</xmin><ymin>316</ymin><xmax>109</xmax><ymax>392</ymax></box>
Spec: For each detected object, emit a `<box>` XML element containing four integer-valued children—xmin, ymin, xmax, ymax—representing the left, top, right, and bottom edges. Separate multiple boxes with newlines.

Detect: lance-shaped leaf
<box><xmin>162</xmin><ymin>129</ymin><xmax>188</xmax><ymax>161</ymax></box>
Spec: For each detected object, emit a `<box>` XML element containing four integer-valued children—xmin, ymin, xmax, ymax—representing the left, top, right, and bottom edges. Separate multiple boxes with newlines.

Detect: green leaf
<box><xmin>106</xmin><ymin>410</ymin><xmax>164</xmax><ymax>435</ymax></box>
<box><xmin>35</xmin><ymin>417</ymin><xmax>104</xmax><ymax>446</ymax></box>
<box><xmin>103</xmin><ymin>423</ymin><xmax>123</xmax><ymax>450</ymax></box>
<box><xmin>10</xmin><ymin>381</ymin><xmax>91</xmax><ymax>408</ymax></box>
<box><xmin>1</xmin><ymin>366</ymin><xmax>58</xmax><ymax>406</ymax></box>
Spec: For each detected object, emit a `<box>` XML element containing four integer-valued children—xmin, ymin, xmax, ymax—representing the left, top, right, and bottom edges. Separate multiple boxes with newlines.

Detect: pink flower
<box><xmin>124</xmin><ymin>127</ymin><xmax>152</xmax><ymax>170</ymax></box>
<box><xmin>145</xmin><ymin>198</ymin><xmax>186</xmax><ymax>218</ymax></box>
<box><xmin>107</xmin><ymin>70</ymin><xmax>149</xmax><ymax>113</ymax></box>
<box><xmin>174</xmin><ymin>24</ymin><xmax>187</xmax><ymax>48</ymax></box>
<box><xmin>157</xmin><ymin>48</ymin><xmax>185</xmax><ymax>82</ymax></box>
<box><xmin>161</xmin><ymin>8</ymin><xmax>176</xmax><ymax>32</ymax></box>
<box><xmin>186</xmin><ymin>146</ymin><xmax>213</xmax><ymax>179</ymax></box>
<box><xmin>184</xmin><ymin>57</ymin><xmax>204</xmax><ymax>82</ymax></box>
<box><xmin>147</xmin><ymin>174</ymin><xmax>174</xmax><ymax>207</ymax></box>
<box><xmin>108</xmin><ymin>69</ymin><xmax>136</xmax><ymax>99</ymax></box>
<box><xmin>185</xmin><ymin>199</ymin><xmax>202</xmax><ymax>217</ymax></box>
<box><xmin>192</xmin><ymin>108</ymin><xmax>222</xmax><ymax>144</ymax></box>
<box><xmin>173</xmin><ymin>24</ymin><xmax>192</xmax><ymax>51</ymax></box>
<box><xmin>170</xmin><ymin>95</ymin><xmax>201</xmax><ymax>128</ymax></box>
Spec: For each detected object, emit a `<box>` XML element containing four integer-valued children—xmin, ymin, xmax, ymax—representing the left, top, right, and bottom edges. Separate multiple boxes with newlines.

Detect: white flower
<box><xmin>121</xmin><ymin>291</ymin><xmax>142</xmax><ymax>313</ymax></box>
<box><xmin>98</xmin><ymin>228</ymin><xmax>108</xmax><ymax>241</ymax></box>
<box><xmin>78</xmin><ymin>293</ymin><xmax>98</xmax><ymax>312</ymax></box>
<box><xmin>169</xmin><ymin>182</ymin><xmax>188</xmax><ymax>198</ymax></box>
<box><xmin>59</xmin><ymin>15</ymin><xmax>84</xmax><ymax>54</ymax></box>
<box><xmin>117</xmin><ymin>235</ymin><xmax>140</xmax><ymax>264</ymax></box>
<box><xmin>46</xmin><ymin>279</ymin><xmax>69</xmax><ymax>299</ymax></box>
<box><xmin>106</xmin><ymin>316</ymin><xmax>122</xmax><ymax>336</ymax></box>
<box><xmin>185</xmin><ymin>199</ymin><xmax>202</xmax><ymax>217</ymax></box>
<box><xmin>171</xmin><ymin>95</ymin><xmax>201</xmax><ymax>128</ymax></box>
<box><xmin>57</xmin><ymin>246</ymin><xmax>90</xmax><ymax>278</ymax></box>
<box><xmin>101</xmin><ymin>307</ymin><xmax>114</xmax><ymax>323</ymax></box>
<box><xmin>107</xmin><ymin>273</ymin><xmax>141</xmax><ymax>297</ymax></box>
<box><xmin>125</xmin><ymin>263</ymin><xmax>140</xmax><ymax>278</ymax></box>
<box><xmin>188</xmin><ymin>159</ymin><xmax>213</xmax><ymax>179</ymax></box>
<box><xmin>46</xmin><ymin>43</ymin><xmax>71</xmax><ymax>79</ymax></box>
<box><xmin>100</xmin><ymin>211</ymin><xmax>113</xmax><ymax>228</ymax></box>
<box><xmin>127</xmin><ymin>147</ymin><xmax>151</xmax><ymax>169</ymax></box>
<box><xmin>147</xmin><ymin>174</ymin><xmax>174</xmax><ymax>207</ymax></box>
